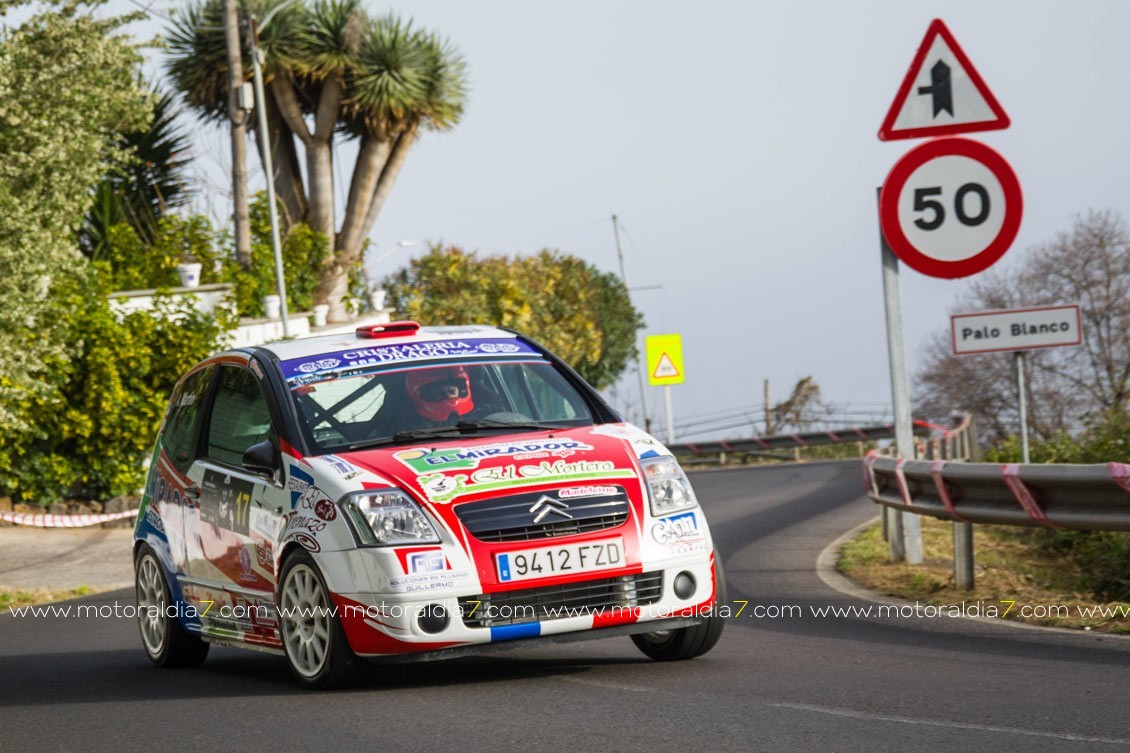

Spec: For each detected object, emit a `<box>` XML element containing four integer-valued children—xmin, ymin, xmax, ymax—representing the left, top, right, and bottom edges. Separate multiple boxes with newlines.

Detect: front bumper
<box><xmin>330</xmin><ymin>556</ymin><xmax>718</xmax><ymax>658</ymax></box>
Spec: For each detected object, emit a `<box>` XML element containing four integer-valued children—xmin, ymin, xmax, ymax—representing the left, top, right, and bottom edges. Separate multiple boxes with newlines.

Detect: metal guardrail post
<box><xmin>887</xmin><ymin>506</ymin><xmax>906</xmax><ymax>561</ymax></box>
<box><xmin>954</xmin><ymin>414</ymin><xmax>975</xmax><ymax>590</ymax></box>
<box><xmin>954</xmin><ymin>522</ymin><xmax>974</xmax><ymax>590</ymax></box>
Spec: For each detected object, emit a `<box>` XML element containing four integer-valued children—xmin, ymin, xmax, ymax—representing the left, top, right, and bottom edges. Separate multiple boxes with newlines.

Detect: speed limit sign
<box><xmin>879</xmin><ymin>137</ymin><xmax>1022</xmax><ymax>279</ymax></box>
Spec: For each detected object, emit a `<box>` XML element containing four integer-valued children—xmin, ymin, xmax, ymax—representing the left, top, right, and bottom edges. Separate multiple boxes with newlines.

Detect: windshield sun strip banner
<box><xmin>281</xmin><ymin>338</ymin><xmax>543</xmax><ymax>383</ymax></box>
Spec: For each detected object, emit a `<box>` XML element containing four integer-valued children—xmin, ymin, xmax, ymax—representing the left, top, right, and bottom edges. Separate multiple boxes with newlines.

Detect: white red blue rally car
<box><xmin>134</xmin><ymin>322</ymin><xmax>725</xmax><ymax>688</ymax></box>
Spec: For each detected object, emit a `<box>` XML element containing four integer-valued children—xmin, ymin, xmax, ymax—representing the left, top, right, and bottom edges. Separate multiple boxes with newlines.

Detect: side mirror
<box><xmin>242</xmin><ymin>439</ymin><xmax>278</xmax><ymax>479</ymax></box>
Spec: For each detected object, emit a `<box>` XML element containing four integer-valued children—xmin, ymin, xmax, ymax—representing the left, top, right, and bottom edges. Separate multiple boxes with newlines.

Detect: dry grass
<box><xmin>0</xmin><ymin>585</ymin><xmax>100</xmax><ymax>610</ymax></box>
<box><xmin>839</xmin><ymin>517</ymin><xmax>1130</xmax><ymax>633</ymax></box>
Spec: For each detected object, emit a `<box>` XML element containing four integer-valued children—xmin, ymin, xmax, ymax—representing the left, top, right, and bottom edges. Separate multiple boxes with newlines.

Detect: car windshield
<box><xmin>281</xmin><ymin>354</ymin><xmax>596</xmax><ymax>453</ymax></box>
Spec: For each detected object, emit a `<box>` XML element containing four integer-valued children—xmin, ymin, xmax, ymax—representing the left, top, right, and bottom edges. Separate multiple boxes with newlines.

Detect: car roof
<box><xmin>254</xmin><ymin>323</ymin><xmax>525</xmax><ymax>363</ymax></box>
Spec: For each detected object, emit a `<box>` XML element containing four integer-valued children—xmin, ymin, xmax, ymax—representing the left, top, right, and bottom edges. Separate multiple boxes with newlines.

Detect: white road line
<box><xmin>772</xmin><ymin>702</ymin><xmax>1130</xmax><ymax>745</ymax></box>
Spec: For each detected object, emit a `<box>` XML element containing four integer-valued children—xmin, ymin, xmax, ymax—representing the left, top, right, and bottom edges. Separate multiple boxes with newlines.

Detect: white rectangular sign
<box><xmin>951</xmin><ymin>304</ymin><xmax>1081</xmax><ymax>355</ymax></box>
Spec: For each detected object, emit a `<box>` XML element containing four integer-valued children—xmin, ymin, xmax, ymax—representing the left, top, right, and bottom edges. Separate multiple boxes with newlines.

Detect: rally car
<box><xmin>133</xmin><ymin>321</ymin><xmax>725</xmax><ymax>688</ymax></box>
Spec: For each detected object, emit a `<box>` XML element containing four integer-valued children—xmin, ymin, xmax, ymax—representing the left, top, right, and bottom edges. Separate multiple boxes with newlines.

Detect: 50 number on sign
<box><xmin>912</xmin><ymin>183</ymin><xmax>990</xmax><ymax>230</ymax></box>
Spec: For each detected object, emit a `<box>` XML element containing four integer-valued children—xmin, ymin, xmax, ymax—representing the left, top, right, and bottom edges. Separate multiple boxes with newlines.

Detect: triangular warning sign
<box><xmin>878</xmin><ymin>19</ymin><xmax>1010</xmax><ymax>141</ymax></box>
<box><xmin>652</xmin><ymin>353</ymin><xmax>680</xmax><ymax>379</ymax></box>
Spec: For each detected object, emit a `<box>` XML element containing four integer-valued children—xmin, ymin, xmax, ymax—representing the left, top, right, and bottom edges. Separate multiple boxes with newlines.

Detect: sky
<box><xmin>106</xmin><ymin>0</ymin><xmax>1130</xmax><ymax>439</ymax></box>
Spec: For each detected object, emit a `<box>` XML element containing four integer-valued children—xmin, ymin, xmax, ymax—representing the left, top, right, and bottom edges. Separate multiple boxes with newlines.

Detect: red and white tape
<box><xmin>0</xmin><ymin>509</ymin><xmax>137</xmax><ymax>528</ymax></box>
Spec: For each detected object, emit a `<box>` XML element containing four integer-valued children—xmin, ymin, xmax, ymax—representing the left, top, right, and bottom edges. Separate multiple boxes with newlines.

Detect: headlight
<box><xmin>343</xmin><ymin>489</ymin><xmax>440</xmax><ymax>546</ymax></box>
<box><xmin>641</xmin><ymin>455</ymin><xmax>699</xmax><ymax>516</ymax></box>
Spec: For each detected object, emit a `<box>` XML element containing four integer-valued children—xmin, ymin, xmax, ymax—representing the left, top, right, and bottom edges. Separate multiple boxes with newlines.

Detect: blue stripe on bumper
<box><xmin>490</xmin><ymin>622</ymin><xmax>541</xmax><ymax>642</ymax></box>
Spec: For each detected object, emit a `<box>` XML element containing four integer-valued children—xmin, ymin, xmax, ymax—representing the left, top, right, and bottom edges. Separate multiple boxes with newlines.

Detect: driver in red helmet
<box><xmin>405</xmin><ymin>366</ymin><xmax>475</xmax><ymax>424</ymax></box>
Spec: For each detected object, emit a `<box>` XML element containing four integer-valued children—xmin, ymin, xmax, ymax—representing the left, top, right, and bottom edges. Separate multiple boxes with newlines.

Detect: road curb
<box><xmin>815</xmin><ymin>514</ymin><xmax>1130</xmax><ymax>640</ymax></box>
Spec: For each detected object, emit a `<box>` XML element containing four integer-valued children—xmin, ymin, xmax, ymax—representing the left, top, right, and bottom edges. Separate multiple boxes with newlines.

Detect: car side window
<box><xmin>162</xmin><ymin>366</ymin><xmax>215</xmax><ymax>474</ymax></box>
<box><xmin>207</xmin><ymin>365</ymin><xmax>275</xmax><ymax>468</ymax></box>
<box><xmin>500</xmin><ymin>363</ymin><xmax>590</xmax><ymax>422</ymax></box>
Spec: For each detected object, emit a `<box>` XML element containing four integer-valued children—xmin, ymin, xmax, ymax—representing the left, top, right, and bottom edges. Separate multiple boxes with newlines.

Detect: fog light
<box><xmin>417</xmin><ymin>604</ymin><xmax>449</xmax><ymax>634</ymax></box>
<box><xmin>673</xmin><ymin>571</ymin><xmax>696</xmax><ymax>599</ymax></box>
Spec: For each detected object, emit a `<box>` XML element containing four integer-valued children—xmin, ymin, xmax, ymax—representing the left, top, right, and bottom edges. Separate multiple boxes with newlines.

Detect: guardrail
<box><xmin>864</xmin><ymin>435</ymin><xmax>1130</xmax><ymax>589</ymax></box>
<box><xmin>670</xmin><ymin>422</ymin><xmax>929</xmax><ymax>464</ymax></box>
<box><xmin>669</xmin><ymin>415</ymin><xmax>973</xmax><ymax>464</ymax></box>
<box><xmin>865</xmin><ymin>458</ymin><xmax>1130</xmax><ymax>531</ymax></box>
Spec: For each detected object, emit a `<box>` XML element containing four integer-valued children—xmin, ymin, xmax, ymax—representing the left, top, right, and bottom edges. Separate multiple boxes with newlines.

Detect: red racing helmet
<box><xmin>405</xmin><ymin>366</ymin><xmax>474</xmax><ymax>422</ymax></box>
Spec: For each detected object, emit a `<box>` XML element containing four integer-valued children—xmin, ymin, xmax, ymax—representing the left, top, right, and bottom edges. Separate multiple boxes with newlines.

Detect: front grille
<box><xmin>455</xmin><ymin>487</ymin><xmax>629</xmax><ymax>542</ymax></box>
<box><xmin>459</xmin><ymin>572</ymin><xmax>663</xmax><ymax>628</ymax></box>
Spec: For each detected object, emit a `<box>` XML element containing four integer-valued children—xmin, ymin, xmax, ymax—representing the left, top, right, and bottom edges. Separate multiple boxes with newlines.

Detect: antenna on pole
<box><xmin>612</xmin><ymin>214</ymin><xmax>651</xmax><ymax>433</ymax></box>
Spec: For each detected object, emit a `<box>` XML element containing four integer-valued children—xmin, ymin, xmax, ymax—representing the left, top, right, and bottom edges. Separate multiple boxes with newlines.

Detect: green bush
<box><xmin>96</xmin><ymin>214</ymin><xmax>226</xmax><ymax>292</ymax></box>
<box><xmin>985</xmin><ymin>408</ymin><xmax>1130</xmax><ymax>464</ymax></box>
<box><xmin>94</xmin><ymin>196</ymin><xmax>326</xmax><ymax>320</ymax></box>
<box><xmin>1033</xmin><ymin>529</ymin><xmax>1130</xmax><ymax>602</ymax></box>
<box><xmin>225</xmin><ymin>195</ymin><xmax>328</xmax><ymax>318</ymax></box>
<box><xmin>983</xmin><ymin>408</ymin><xmax>1130</xmax><ymax>601</ymax></box>
<box><xmin>0</xmin><ymin>269</ymin><xmax>233</xmax><ymax>504</ymax></box>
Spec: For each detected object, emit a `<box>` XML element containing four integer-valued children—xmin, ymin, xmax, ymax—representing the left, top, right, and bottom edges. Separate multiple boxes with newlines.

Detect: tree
<box><xmin>384</xmin><ymin>246</ymin><xmax>645</xmax><ymax>390</ymax></box>
<box><xmin>916</xmin><ymin>210</ymin><xmax>1130</xmax><ymax>444</ymax></box>
<box><xmin>81</xmin><ymin>87</ymin><xmax>194</xmax><ymax>260</ymax></box>
<box><xmin>769</xmin><ymin>376</ymin><xmax>830</xmax><ymax>433</ymax></box>
<box><xmin>0</xmin><ymin>0</ymin><xmax>151</xmax><ymax>431</ymax></box>
<box><xmin>165</xmin><ymin>0</ymin><xmax>467</xmax><ymax>321</ymax></box>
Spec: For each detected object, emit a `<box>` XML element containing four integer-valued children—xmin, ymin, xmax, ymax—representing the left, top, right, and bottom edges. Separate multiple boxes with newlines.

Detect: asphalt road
<box><xmin>3</xmin><ymin>460</ymin><xmax>1130</xmax><ymax>752</ymax></box>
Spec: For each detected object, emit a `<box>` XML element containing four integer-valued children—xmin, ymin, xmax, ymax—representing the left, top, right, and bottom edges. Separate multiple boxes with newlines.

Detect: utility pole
<box><xmin>764</xmin><ymin>378</ymin><xmax>772</xmax><ymax>435</ymax></box>
<box><xmin>612</xmin><ymin>214</ymin><xmax>651</xmax><ymax>433</ymax></box>
<box><xmin>223</xmin><ymin>0</ymin><xmax>251</xmax><ymax>269</ymax></box>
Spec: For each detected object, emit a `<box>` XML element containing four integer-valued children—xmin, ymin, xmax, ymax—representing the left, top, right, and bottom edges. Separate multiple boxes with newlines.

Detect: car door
<box><xmin>147</xmin><ymin>364</ymin><xmax>215</xmax><ymax>588</ymax></box>
<box><xmin>186</xmin><ymin>361</ymin><xmax>288</xmax><ymax>646</ymax></box>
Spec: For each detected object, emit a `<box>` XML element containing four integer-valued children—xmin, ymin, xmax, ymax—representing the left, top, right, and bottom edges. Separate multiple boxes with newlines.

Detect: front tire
<box><xmin>278</xmin><ymin>550</ymin><xmax>372</xmax><ymax>690</ymax></box>
<box><xmin>632</xmin><ymin>556</ymin><xmax>727</xmax><ymax>661</ymax></box>
<box><xmin>134</xmin><ymin>544</ymin><xmax>209</xmax><ymax>667</ymax></box>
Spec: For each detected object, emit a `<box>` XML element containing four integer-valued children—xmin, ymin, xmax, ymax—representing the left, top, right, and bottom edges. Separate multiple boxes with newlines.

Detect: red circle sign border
<box><xmin>879</xmin><ymin>137</ymin><xmax>1023</xmax><ymax>279</ymax></box>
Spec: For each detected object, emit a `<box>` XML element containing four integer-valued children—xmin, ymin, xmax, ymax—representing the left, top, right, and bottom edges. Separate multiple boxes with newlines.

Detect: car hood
<box><xmin>335</xmin><ymin>423</ymin><xmax>664</xmax><ymax>511</ymax></box>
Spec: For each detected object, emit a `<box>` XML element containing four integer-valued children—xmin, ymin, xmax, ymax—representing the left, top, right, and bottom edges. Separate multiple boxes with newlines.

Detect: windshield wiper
<box><xmin>454</xmin><ymin>419</ymin><xmax>569</xmax><ymax>432</ymax></box>
<box><xmin>391</xmin><ymin>420</ymin><xmax>567</xmax><ymax>442</ymax></box>
<box><xmin>345</xmin><ymin>421</ymin><xmax>571</xmax><ymax>451</ymax></box>
<box><xmin>391</xmin><ymin>425</ymin><xmax>468</xmax><ymax>441</ymax></box>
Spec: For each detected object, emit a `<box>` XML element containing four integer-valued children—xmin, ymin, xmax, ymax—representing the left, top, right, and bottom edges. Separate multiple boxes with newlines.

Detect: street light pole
<box><xmin>248</xmin><ymin>18</ymin><xmax>290</xmax><ymax>336</ymax></box>
<box><xmin>612</xmin><ymin>214</ymin><xmax>651</xmax><ymax>432</ymax></box>
<box><xmin>369</xmin><ymin>240</ymin><xmax>418</xmax><ymax>269</ymax></box>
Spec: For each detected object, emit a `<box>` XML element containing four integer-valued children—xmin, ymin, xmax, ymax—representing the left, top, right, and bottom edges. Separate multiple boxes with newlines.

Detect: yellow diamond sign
<box><xmin>646</xmin><ymin>333</ymin><xmax>685</xmax><ymax>386</ymax></box>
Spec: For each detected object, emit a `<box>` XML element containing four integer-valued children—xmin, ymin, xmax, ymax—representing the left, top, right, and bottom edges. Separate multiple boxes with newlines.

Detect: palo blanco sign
<box><xmin>950</xmin><ymin>304</ymin><xmax>1081</xmax><ymax>355</ymax></box>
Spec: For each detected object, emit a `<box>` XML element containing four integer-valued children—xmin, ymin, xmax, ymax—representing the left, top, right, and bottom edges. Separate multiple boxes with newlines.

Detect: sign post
<box><xmin>878</xmin><ymin>197</ymin><xmax>917</xmax><ymax>563</ymax></box>
<box><xmin>877</xmin><ymin>18</ymin><xmax>1016</xmax><ymax>566</ymax></box>
<box><xmin>645</xmin><ymin>334</ymin><xmax>685</xmax><ymax>445</ymax></box>
<box><xmin>1015</xmin><ymin>352</ymin><xmax>1030</xmax><ymax>464</ymax></box>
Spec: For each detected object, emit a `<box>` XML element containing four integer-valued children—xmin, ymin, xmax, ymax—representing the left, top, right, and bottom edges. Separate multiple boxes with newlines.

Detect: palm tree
<box><xmin>166</xmin><ymin>0</ymin><xmax>468</xmax><ymax>320</ymax></box>
<box><xmin>81</xmin><ymin>87</ymin><xmax>194</xmax><ymax>260</ymax></box>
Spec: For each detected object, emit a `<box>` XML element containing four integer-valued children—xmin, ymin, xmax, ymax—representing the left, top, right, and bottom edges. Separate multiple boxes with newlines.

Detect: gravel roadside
<box><xmin>0</xmin><ymin>526</ymin><xmax>134</xmax><ymax>591</ymax></box>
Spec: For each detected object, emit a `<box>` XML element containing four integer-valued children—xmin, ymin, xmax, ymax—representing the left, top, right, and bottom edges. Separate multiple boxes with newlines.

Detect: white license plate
<box><xmin>496</xmin><ymin>538</ymin><xmax>624</xmax><ymax>583</ymax></box>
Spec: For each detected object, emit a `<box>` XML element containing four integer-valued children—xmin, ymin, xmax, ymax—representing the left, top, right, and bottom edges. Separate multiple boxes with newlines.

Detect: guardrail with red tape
<box><xmin>864</xmin><ymin>456</ymin><xmax>1130</xmax><ymax>532</ymax></box>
